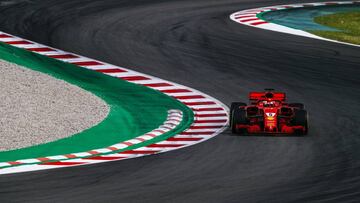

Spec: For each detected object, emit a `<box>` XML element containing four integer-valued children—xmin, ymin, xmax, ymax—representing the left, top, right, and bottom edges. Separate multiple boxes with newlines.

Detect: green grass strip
<box><xmin>0</xmin><ymin>42</ymin><xmax>193</xmax><ymax>162</ymax></box>
<box><xmin>310</xmin><ymin>11</ymin><xmax>360</xmax><ymax>45</ymax></box>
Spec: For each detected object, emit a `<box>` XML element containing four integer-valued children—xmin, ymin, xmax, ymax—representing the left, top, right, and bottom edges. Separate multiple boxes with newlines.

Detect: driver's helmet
<box><xmin>261</xmin><ymin>100</ymin><xmax>276</xmax><ymax>107</ymax></box>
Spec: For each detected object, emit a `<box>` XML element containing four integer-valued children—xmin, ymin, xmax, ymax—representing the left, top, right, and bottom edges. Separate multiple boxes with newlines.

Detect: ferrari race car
<box><xmin>230</xmin><ymin>89</ymin><xmax>308</xmax><ymax>135</ymax></box>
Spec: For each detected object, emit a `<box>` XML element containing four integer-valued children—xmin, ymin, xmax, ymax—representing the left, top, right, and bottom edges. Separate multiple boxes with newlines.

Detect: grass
<box><xmin>310</xmin><ymin>11</ymin><xmax>360</xmax><ymax>45</ymax></box>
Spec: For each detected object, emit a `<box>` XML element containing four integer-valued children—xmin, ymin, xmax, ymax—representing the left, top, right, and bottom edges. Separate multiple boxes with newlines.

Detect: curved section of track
<box><xmin>0</xmin><ymin>25</ymin><xmax>227</xmax><ymax>174</ymax></box>
<box><xmin>0</xmin><ymin>0</ymin><xmax>359</xmax><ymax>202</ymax></box>
<box><xmin>230</xmin><ymin>1</ymin><xmax>360</xmax><ymax>47</ymax></box>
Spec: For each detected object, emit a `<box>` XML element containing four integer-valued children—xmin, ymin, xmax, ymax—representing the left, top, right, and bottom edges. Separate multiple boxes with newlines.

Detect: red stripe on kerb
<box><xmin>136</xmin><ymin>137</ymin><xmax>146</xmax><ymax>142</ymax></box>
<box><xmin>145</xmin><ymin>133</ymin><xmax>157</xmax><ymax>138</ymax></box>
<box><xmin>123</xmin><ymin>142</ymin><xmax>133</xmax><ymax>146</ymax></box>
<box><xmin>37</xmin><ymin>157</ymin><xmax>50</xmax><ymax>162</ymax></box>
<box><xmin>153</xmin><ymin>129</ymin><xmax>166</xmax><ymax>134</ymax></box>
<box><xmin>174</xmin><ymin>95</ymin><xmax>205</xmax><ymax>100</ymax></box>
<box><xmin>167</xmin><ymin>119</ymin><xmax>181</xmax><ymax>122</ymax></box>
<box><xmin>190</xmin><ymin>126</ymin><xmax>222</xmax><ymax>129</ymax></box>
<box><xmin>235</xmin><ymin>15</ymin><xmax>256</xmax><ymax>19</ymax></box>
<box><xmin>0</xmin><ymin>34</ymin><xmax>11</xmax><ymax>38</ymax></box>
<box><xmin>194</xmin><ymin>119</ymin><xmax>227</xmax><ymax>123</ymax></box>
<box><xmin>120</xmin><ymin>150</ymin><xmax>158</xmax><ymax>154</ymax></box>
<box><xmin>119</xmin><ymin>76</ymin><xmax>150</xmax><ymax>81</ymax></box>
<box><xmin>41</xmin><ymin>161</ymin><xmax>84</xmax><ymax>166</ymax></box>
<box><xmin>192</xmin><ymin>107</ymin><xmax>224</xmax><ymax>111</ymax></box>
<box><xmin>183</xmin><ymin>101</ymin><xmax>216</xmax><ymax>106</ymax></box>
<box><xmin>147</xmin><ymin>144</ymin><xmax>184</xmax><ymax>148</ymax></box>
<box><xmin>107</xmin><ymin>147</ymin><xmax>119</xmax><ymax>151</ymax></box>
<box><xmin>48</xmin><ymin>54</ymin><xmax>78</xmax><ymax>59</ymax></box>
<box><xmin>6</xmin><ymin>40</ymin><xmax>32</xmax><ymax>45</ymax></box>
<box><xmin>8</xmin><ymin>161</ymin><xmax>21</xmax><ymax>165</ymax></box>
<box><xmin>27</xmin><ymin>47</ymin><xmax>55</xmax><ymax>52</ymax></box>
<box><xmin>239</xmin><ymin>12</ymin><xmax>260</xmax><ymax>15</ymax></box>
<box><xmin>168</xmin><ymin>115</ymin><xmax>182</xmax><ymax>119</ymax></box>
<box><xmin>161</xmin><ymin>89</ymin><xmax>192</xmax><ymax>93</ymax></box>
<box><xmin>72</xmin><ymin>61</ymin><xmax>104</xmax><ymax>66</ymax></box>
<box><xmin>64</xmin><ymin>154</ymin><xmax>77</xmax><ymax>159</ymax></box>
<box><xmin>167</xmin><ymin>137</ymin><xmax>203</xmax><ymax>141</ymax></box>
<box><xmin>142</xmin><ymin>83</ymin><xmax>172</xmax><ymax>87</ymax></box>
<box><xmin>240</xmin><ymin>18</ymin><xmax>260</xmax><ymax>23</ymax></box>
<box><xmin>84</xmin><ymin>156</ymin><xmax>125</xmax><ymax>160</ymax></box>
<box><xmin>195</xmin><ymin>113</ymin><xmax>227</xmax><ymax>117</ymax></box>
<box><xmin>161</xmin><ymin>126</ymin><xmax>173</xmax><ymax>130</ymax></box>
<box><xmin>180</xmin><ymin>132</ymin><xmax>215</xmax><ymax>135</ymax></box>
<box><xmin>88</xmin><ymin>150</ymin><xmax>100</xmax><ymax>155</ymax></box>
<box><xmin>96</xmin><ymin>68</ymin><xmax>127</xmax><ymax>73</ymax></box>
<box><xmin>251</xmin><ymin>21</ymin><xmax>268</xmax><ymax>26</ymax></box>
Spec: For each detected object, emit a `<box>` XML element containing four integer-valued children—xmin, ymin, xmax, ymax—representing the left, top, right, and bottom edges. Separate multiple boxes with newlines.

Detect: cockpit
<box><xmin>258</xmin><ymin>100</ymin><xmax>280</xmax><ymax>107</ymax></box>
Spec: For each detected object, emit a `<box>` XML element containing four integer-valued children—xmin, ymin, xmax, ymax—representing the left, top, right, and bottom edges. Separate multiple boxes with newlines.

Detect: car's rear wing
<box><xmin>249</xmin><ymin>92</ymin><xmax>286</xmax><ymax>102</ymax></box>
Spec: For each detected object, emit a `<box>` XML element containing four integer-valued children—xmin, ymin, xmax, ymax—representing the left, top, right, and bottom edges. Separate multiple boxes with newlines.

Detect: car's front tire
<box><xmin>293</xmin><ymin>109</ymin><xmax>308</xmax><ymax>135</ymax></box>
<box><xmin>229</xmin><ymin>102</ymin><xmax>246</xmax><ymax>128</ymax></box>
<box><xmin>231</xmin><ymin>108</ymin><xmax>247</xmax><ymax>135</ymax></box>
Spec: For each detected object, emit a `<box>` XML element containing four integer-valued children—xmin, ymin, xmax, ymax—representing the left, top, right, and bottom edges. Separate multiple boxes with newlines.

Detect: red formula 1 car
<box><xmin>230</xmin><ymin>89</ymin><xmax>308</xmax><ymax>135</ymax></box>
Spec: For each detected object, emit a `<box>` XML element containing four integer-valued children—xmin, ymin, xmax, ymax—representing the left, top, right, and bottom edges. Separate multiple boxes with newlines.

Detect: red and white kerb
<box><xmin>0</xmin><ymin>31</ymin><xmax>229</xmax><ymax>175</ymax></box>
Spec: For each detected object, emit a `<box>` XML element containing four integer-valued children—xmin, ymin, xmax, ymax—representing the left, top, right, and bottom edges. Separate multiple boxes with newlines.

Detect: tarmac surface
<box><xmin>0</xmin><ymin>0</ymin><xmax>359</xmax><ymax>202</ymax></box>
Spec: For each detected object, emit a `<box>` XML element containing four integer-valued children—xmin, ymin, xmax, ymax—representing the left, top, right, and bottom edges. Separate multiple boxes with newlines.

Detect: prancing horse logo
<box><xmin>266</xmin><ymin>113</ymin><xmax>275</xmax><ymax>117</ymax></box>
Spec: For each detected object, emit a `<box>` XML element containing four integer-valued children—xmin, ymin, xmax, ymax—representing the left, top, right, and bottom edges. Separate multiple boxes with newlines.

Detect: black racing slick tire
<box><xmin>293</xmin><ymin>109</ymin><xmax>309</xmax><ymax>135</ymax></box>
<box><xmin>229</xmin><ymin>102</ymin><xmax>246</xmax><ymax>128</ymax></box>
<box><xmin>231</xmin><ymin>108</ymin><xmax>247</xmax><ymax>134</ymax></box>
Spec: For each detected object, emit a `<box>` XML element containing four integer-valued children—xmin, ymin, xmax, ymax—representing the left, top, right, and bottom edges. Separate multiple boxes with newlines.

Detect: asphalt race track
<box><xmin>0</xmin><ymin>0</ymin><xmax>360</xmax><ymax>202</ymax></box>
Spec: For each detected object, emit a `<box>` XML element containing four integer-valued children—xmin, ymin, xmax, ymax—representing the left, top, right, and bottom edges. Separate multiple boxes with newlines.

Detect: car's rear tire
<box><xmin>231</xmin><ymin>108</ymin><xmax>247</xmax><ymax>134</ymax></box>
<box><xmin>293</xmin><ymin>109</ymin><xmax>308</xmax><ymax>135</ymax></box>
<box><xmin>229</xmin><ymin>102</ymin><xmax>246</xmax><ymax>127</ymax></box>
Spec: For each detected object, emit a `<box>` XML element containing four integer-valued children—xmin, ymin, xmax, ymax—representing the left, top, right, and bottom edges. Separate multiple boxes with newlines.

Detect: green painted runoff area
<box><xmin>259</xmin><ymin>5</ymin><xmax>360</xmax><ymax>31</ymax></box>
<box><xmin>0</xmin><ymin>42</ymin><xmax>193</xmax><ymax>162</ymax></box>
<box><xmin>312</xmin><ymin>11</ymin><xmax>360</xmax><ymax>45</ymax></box>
